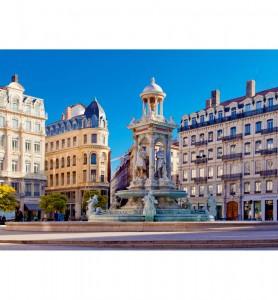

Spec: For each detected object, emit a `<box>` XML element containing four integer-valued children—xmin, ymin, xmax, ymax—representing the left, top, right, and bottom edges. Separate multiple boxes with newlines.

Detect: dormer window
<box><xmin>244</xmin><ymin>103</ymin><xmax>251</xmax><ymax>112</ymax></box>
<box><xmin>256</xmin><ymin>101</ymin><xmax>262</xmax><ymax>110</ymax></box>
<box><xmin>209</xmin><ymin>113</ymin><xmax>213</xmax><ymax>122</ymax></box>
<box><xmin>218</xmin><ymin>111</ymin><xmax>223</xmax><ymax>119</ymax></box>
<box><xmin>231</xmin><ymin>107</ymin><xmax>237</xmax><ymax>117</ymax></box>
<box><xmin>192</xmin><ymin>117</ymin><xmax>197</xmax><ymax>125</ymax></box>
<box><xmin>184</xmin><ymin>119</ymin><xmax>188</xmax><ymax>127</ymax></box>
<box><xmin>268</xmin><ymin>98</ymin><xmax>273</xmax><ymax>107</ymax></box>
<box><xmin>200</xmin><ymin>115</ymin><xmax>205</xmax><ymax>123</ymax></box>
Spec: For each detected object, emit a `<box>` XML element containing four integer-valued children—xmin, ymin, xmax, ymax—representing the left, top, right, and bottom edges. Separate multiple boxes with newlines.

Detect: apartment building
<box><xmin>0</xmin><ymin>75</ymin><xmax>47</xmax><ymax>220</ymax></box>
<box><xmin>45</xmin><ymin>99</ymin><xmax>110</xmax><ymax>220</ymax></box>
<box><xmin>179</xmin><ymin>80</ymin><xmax>278</xmax><ymax>221</ymax></box>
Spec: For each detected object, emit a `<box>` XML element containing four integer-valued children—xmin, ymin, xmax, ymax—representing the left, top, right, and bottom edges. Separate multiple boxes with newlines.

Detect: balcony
<box><xmin>258</xmin><ymin>148</ymin><xmax>278</xmax><ymax>155</ymax></box>
<box><xmin>221</xmin><ymin>173</ymin><xmax>242</xmax><ymax>180</ymax></box>
<box><xmin>193</xmin><ymin>177</ymin><xmax>207</xmax><ymax>183</ymax></box>
<box><xmin>221</xmin><ymin>153</ymin><xmax>242</xmax><ymax>161</ymax></box>
<box><xmin>194</xmin><ymin>140</ymin><xmax>208</xmax><ymax>146</ymax></box>
<box><xmin>261</xmin><ymin>127</ymin><xmax>278</xmax><ymax>135</ymax></box>
<box><xmin>259</xmin><ymin>169</ymin><xmax>278</xmax><ymax>177</ymax></box>
<box><xmin>222</xmin><ymin>134</ymin><xmax>243</xmax><ymax>142</ymax></box>
<box><xmin>179</xmin><ymin>104</ymin><xmax>278</xmax><ymax>132</ymax></box>
<box><xmin>195</xmin><ymin>157</ymin><xmax>208</xmax><ymax>164</ymax></box>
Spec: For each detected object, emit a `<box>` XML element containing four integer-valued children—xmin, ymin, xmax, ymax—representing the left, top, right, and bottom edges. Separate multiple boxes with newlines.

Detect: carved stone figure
<box><xmin>135</xmin><ymin>145</ymin><xmax>147</xmax><ymax>179</ymax></box>
<box><xmin>156</xmin><ymin>147</ymin><xmax>167</xmax><ymax>179</ymax></box>
<box><xmin>142</xmin><ymin>191</ymin><xmax>158</xmax><ymax>221</ymax></box>
<box><xmin>207</xmin><ymin>193</ymin><xmax>217</xmax><ymax>219</ymax></box>
<box><xmin>180</xmin><ymin>197</ymin><xmax>192</xmax><ymax>209</ymax></box>
<box><xmin>86</xmin><ymin>195</ymin><xmax>99</xmax><ymax>218</ymax></box>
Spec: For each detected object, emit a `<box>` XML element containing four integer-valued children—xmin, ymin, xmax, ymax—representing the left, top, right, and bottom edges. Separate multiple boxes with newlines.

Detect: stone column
<box><xmin>160</xmin><ymin>100</ymin><xmax>163</xmax><ymax>116</ymax></box>
<box><xmin>148</xmin><ymin>137</ymin><xmax>155</xmax><ymax>183</ymax></box>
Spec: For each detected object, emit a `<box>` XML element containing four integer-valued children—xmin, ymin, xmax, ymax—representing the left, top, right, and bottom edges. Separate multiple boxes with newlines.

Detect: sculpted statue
<box><xmin>156</xmin><ymin>147</ymin><xmax>167</xmax><ymax>179</ymax></box>
<box><xmin>143</xmin><ymin>191</ymin><xmax>158</xmax><ymax>221</ymax></box>
<box><xmin>135</xmin><ymin>145</ymin><xmax>147</xmax><ymax>179</ymax></box>
<box><xmin>207</xmin><ymin>194</ymin><xmax>217</xmax><ymax>218</ymax></box>
<box><xmin>180</xmin><ymin>197</ymin><xmax>192</xmax><ymax>209</ymax></box>
<box><xmin>86</xmin><ymin>195</ymin><xmax>99</xmax><ymax>218</ymax></box>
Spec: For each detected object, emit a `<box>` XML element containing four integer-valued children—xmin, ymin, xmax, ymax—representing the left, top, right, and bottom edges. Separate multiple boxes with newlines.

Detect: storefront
<box><xmin>24</xmin><ymin>204</ymin><xmax>41</xmax><ymax>221</ymax></box>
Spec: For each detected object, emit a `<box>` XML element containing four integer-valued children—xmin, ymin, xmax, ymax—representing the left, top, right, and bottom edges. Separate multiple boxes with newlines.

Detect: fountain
<box><xmin>89</xmin><ymin>78</ymin><xmax>211</xmax><ymax>222</ymax></box>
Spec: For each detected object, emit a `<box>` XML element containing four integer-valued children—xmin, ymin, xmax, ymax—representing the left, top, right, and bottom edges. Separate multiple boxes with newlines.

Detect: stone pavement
<box><xmin>1</xmin><ymin>223</ymin><xmax>278</xmax><ymax>249</ymax></box>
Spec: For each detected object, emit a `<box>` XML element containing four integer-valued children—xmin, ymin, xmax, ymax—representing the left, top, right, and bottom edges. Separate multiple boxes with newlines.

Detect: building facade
<box><xmin>0</xmin><ymin>75</ymin><xmax>47</xmax><ymax>220</ymax></box>
<box><xmin>179</xmin><ymin>80</ymin><xmax>278</xmax><ymax>221</ymax></box>
<box><xmin>45</xmin><ymin>99</ymin><xmax>110</xmax><ymax>220</ymax></box>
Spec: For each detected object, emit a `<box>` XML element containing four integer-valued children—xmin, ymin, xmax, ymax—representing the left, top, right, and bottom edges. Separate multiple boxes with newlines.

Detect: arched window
<box><xmin>91</xmin><ymin>153</ymin><xmax>97</xmax><ymax>165</ymax></box>
<box><xmin>91</xmin><ymin>115</ymin><xmax>98</xmax><ymax>128</ymax></box>
<box><xmin>67</xmin><ymin>156</ymin><xmax>70</xmax><ymax>167</ymax></box>
<box><xmin>50</xmin><ymin>159</ymin><xmax>54</xmax><ymax>170</ymax></box>
<box><xmin>73</xmin><ymin>155</ymin><xmax>76</xmax><ymax>166</ymax></box>
<box><xmin>45</xmin><ymin>160</ymin><xmax>48</xmax><ymax>171</ymax></box>
<box><xmin>12</xmin><ymin>98</ymin><xmax>19</xmax><ymax>111</ymax></box>
<box><xmin>83</xmin><ymin>153</ymin><xmax>87</xmax><ymax>165</ymax></box>
<box><xmin>56</xmin><ymin>158</ymin><xmax>59</xmax><ymax>169</ymax></box>
<box><xmin>34</xmin><ymin>103</ymin><xmax>40</xmax><ymax>116</ymax></box>
<box><xmin>61</xmin><ymin>157</ymin><xmax>65</xmax><ymax>168</ymax></box>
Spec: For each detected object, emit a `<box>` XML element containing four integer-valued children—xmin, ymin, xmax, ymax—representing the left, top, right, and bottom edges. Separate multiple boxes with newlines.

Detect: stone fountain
<box><xmin>89</xmin><ymin>78</ymin><xmax>211</xmax><ymax>222</ymax></box>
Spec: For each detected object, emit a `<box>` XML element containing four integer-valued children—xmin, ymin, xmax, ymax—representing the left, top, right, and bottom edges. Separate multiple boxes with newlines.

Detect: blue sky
<box><xmin>1</xmin><ymin>50</ymin><xmax>278</xmax><ymax>170</ymax></box>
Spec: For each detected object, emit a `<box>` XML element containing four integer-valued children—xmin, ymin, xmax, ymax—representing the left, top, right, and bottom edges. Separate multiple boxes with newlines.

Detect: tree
<box><xmin>39</xmin><ymin>192</ymin><xmax>67</xmax><ymax>218</ymax></box>
<box><xmin>0</xmin><ymin>184</ymin><xmax>18</xmax><ymax>212</ymax></box>
<box><xmin>82</xmin><ymin>190</ymin><xmax>108</xmax><ymax>212</ymax></box>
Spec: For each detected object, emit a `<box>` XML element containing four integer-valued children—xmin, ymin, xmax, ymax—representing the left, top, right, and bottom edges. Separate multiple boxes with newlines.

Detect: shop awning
<box><xmin>24</xmin><ymin>204</ymin><xmax>40</xmax><ymax>211</ymax></box>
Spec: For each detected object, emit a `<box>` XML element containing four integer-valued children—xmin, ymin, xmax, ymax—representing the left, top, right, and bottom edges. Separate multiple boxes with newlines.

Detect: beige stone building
<box><xmin>179</xmin><ymin>80</ymin><xmax>278</xmax><ymax>221</ymax></box>
<box><xmin>45</xmin><ymin>99</ymin><xmax>110</xmax><ymax>220</ymax></box>
<box><xmin>0</xmin><ymin>74</ymin><xmax>47</xmax><ymax>220</ymax></box>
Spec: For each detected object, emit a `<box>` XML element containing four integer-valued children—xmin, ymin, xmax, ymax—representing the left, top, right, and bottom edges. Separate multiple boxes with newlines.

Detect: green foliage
<box><xmin>82</xmin><ymin>190</ymin><xmax>108</xmax><ymax>211</ymax></box>
<box><xmin>39</xmin><ymin>192</ymin><xmax>67</xmax><ymax>214</ymax></box>
<box><xmin>0</xmin><ymin>184</ymin><xmax>18</xmax><ymax>212</ymax></box>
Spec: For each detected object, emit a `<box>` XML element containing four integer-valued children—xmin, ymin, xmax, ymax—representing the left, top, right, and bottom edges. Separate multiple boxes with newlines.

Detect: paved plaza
<box><xmin>1</xmin><ymin>223</ymin><xmax>278</xmax><ymax>250</ymax></box>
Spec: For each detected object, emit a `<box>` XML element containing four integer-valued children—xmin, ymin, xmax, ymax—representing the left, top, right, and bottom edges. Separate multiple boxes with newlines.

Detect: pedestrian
<box><xmin>1</xmin><ymin>215</ymin><xmax>6</xmax><ymax>225</ymax></box>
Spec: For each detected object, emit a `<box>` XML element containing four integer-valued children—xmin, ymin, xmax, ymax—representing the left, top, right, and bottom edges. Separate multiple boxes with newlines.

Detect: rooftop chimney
<box><xmin>206</xmin><ymin>98</ymin><xmax>212</xmax><ymax>109</ymax></box>
<box><xmin>65</xmin><ymin>106</ymin><xmax>72</xmax><ymax>120</ymax></box>
<box><xmin>246</xmin><ymin>80</ymin><xmax>256</xmax><ymax>97</ymax></box>
<box><xmin>211</xmin><ymin>89</ymin><xmax>220</xmax><ymax>107</ymax></box>
<box><xmin>11</xmin><ymin>74</ymin><xmax>19</xmax><ymax>83</ymax></box>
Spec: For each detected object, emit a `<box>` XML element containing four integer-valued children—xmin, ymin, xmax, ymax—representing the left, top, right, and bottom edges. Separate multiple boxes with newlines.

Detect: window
<box><xmin>34</xmin><ymin>184</ymin><xmax>40</xmax><ymax>197</ymax></box>
<box><xmin>91</xmin><ymin>153</ymin><xmax>97</xmax><ymax>165</ymax></box>
<box><xmin>67</xmin><ymin>172</ymin><xmax>70</xmax><ymax>185</ymax></box>
<box><xmin>208</xmin><ymin>185</ymin><xmax>213</xmax><ymax>195</ymax></box>
<box><xmin>12</xmin><ymin>118</ymin><xmax>19</xmax><ymax>129</ymax></box>
<box><xmin>72</xmin><ymin>171</ymin><xmax>76</xmax><ymax>184</ymax></box>
<box><xmin>25</xmin><ymin>140</ymin><xmax>31</xmax><ymax>152</ymax></box>
<box><xmin>0</xmin><ymin>158</ymin><xmax>4</xmax><ymax>170</ymax></box>
<box><xmin>183</xmin><ymin>170</ymin><xmax>188</xmax><ymax>181</ymax></box>
<box><xmin>55</xmin><ymin>158</ymin><xmax>59</xmax><ymax>168</ymax></box>
<box><xmin>190</xmin><ymin>186</ymin><xmax>196</xmax><ymax>197</ymax></box>
<box><xmin>245</xmin><ymin>103</ymin><xmax>251</xmax><ymax>112</ymax></box>
<box><xmin>199</xmin><ymin>133</ymin><xmax>205</xmax><ymax>142</ymax></box>
<box><xmin>191</xmin><ymin>169</ymin><xmax>196</xmax><ymax>179</ymax></box>
<box><xmin>217</xmin><ymin>166</ymin><xmax>223</xmax><ymax>177</ymax></box>
<box><xmin>61</xmin><ymin>157</ymin><xmax>65</xmax><ymax>168</ymax></box>
<box><xmin>244</xmin><ymin>162</ymin><xmax>250</xmax><ymax>175</ymax></box>
<box><xmin>67</xmin><ymin>156</ymin><xmax>70</xmax><ymax>167</ymax></box>
<box><xmin>230</xmin><ymin>183</ymin><xmax>236</xmax><ymax>195</ymax></box>
<box><xmin>34</xmin><ymin>104</ymin><xmax>40</xmax><ymax>116</ymax></box>
<box><xmin>67</xmin><ymin>138</ymin><xmax>71</xmax><ymax>147</ymax></box>
<box><xmin>256</xmin><ymin>101</ymin><xmax>262</xmax><ymax>110</ymax></box>
<box><xmin>209</xmin><ymin>113</ymin><xmax>214</xmax><ymax>122</ymax></box>
<box><xmin>268</xmin><ymin>98</ymin><xmax>274</xmax><ymax>107</ymax></box>
<box><xmin>73</xmin><ymin>155</ymin><xmax>76</xmax><ymax>166</ymax></box>
<box><xmin>266</xmin><ymin>159</ymin><xmax>273</xmax><ymax>170</ymax></box>
<box><xmin>183</xmin><ymin>137</ymin><xmax>188</xmax><ymax>147</ymax></box>
<box><xmin>49</xmin><ymin>175</ymin><xmax>53</xmax><ymax>187</ymax></box>
<box><xmin>199</xmin><ymin>167</ymin><xmax>205</xmax><ymax>178</ymax></box>
<box><xmin>267</xmin><ymin>139</ymin><xmax>273</xmax><ymax>150</ymax></box>
<box><xmin>255</xmin><ymin>181</ymin><xmax>261</xmax><ymax>193</ymax></box>
<box><xmin>91</xmin><ymin>134</ymin><xmax>97</xmax><ymax>144</ymax></box>
<box><xmin>12</xmin><ymin>99</ymin><xmax>19</xmax><ymax>111</ymax></box>
<box><xmin>217</xmin><ymin>184</ymin><xmax>222</xmax><ymax>195</ymax></box>
<box><xmin>34</xmin><ymin>122</ymin><xmax>41</xmax><ymax>133</ymax></box>
<box><xmin>192</xmin><ymin>117</ymin><xmax>197</xmax><ymax>125</ymax></box>
<box><xmin>83</xmin><ymin>134</ymin><xmax>87</xmax><ymax>144</ymax></box>
<box><xmin>245</xmin><ymin>124</ymin><xmax>251</xmax><ymax>135</ymax></box>
<box><xmin>208</xmin><ymin>166</ymin><xmax>213</xmax><ymax>178</ymax></box>
<box><xmin>230</xmin><ymin>127</ymin><xmax>236</xmax><ymax>136</ymax></box>
<box><xmin>62</xmin><ymin>139</ymin><xmax>65</xmax><ymax>148</ymax></box>
<box><xmin>231</xmin><ymin>107</ymin><xmax>237</xmax><ymax>117</ymax></box>
<box><xmin>45</xmin><ymin>160</ymin><xmax>48</xmax><ymax>171</ymax></box>
<box><xmin>217</xmin><ymin>147</ymin><xmax>223</xmax><ymax>159</ymax></box>
<box><xmin>12</xmin><ymin>138</ymin><xmax>18</xmax><ymax>151</ymax></box>
<box><xmin>73</xmin><ymin>136</ymin><xmax>77</xmax><ymax>147</ymax></box>
<box><xmin>200</xmin><ymin>115</ymin><xmax>205</xmax><ymax>123</ymax></box>
<box><xmin>12</xmin><ymin>160</ymin><xmax>18</xmax><ymax>172</ymax></box>
<box><xmin>244</xmin><ymin>142</ymin><xmax>251</xmax><ymax>155</ymax></box>
<box><xmin>83</xmin><ymin>170</ymin><xmax>87</xmax><ymax>182</ymax></box>
<box><xmin>255</xmin><ymin>121</ymin><xmax>262</xmax><ymax>133</ymax></box>
<box><xmin>34</xmin><ymin>142</ymin><xmax>40</xmax><ymax>153</ymax></box>
<box><xmin>199</xmin><ymin>185</ymin><xmax>205</xmax><ymax>196</ymax></box>
<box><xmin>184</xmin><ymin>119</ymin><xmax>188</xmax><ymax>127</ymax></box>
<box><xmin>183</xmin><ymin>153</ymin><xmax>188</xmax><ymax>163</ymax></box>
<box><xmin>244</xmin><ymin>182</ymin><xmax>250</xmax><ymax>194</ymax></box>
<box><xmin>218</xmin><ymin>111</ymin><xmax>223</xmax><ymax>119</ymax></box>
<box><xmin>267</xmin><ymin>119</ymin><xmax>273</xmax><ymax>130</ymax></box>
<box><xmin>208</xmin><ymin>131</ymin><xmax>213</xmax><ymax>142</ymax></box>
<box><xmin>25</xmin><ymin>120</ymin><xmax>31</xmax><ymax>131</ymax></box>
<box><xmin>11</xmin><ymin>182</ymin><xmax>19</xmax><ymax>192</ymax></box>
<box><xmin>34</xmin><ymin>163</ymin><xmax>40</xmax><ymax>174</ymax></box>
<box><xmin>266</xmin><ymin>180</ymin><xmax>273</xmax><ymax>192</ymax></box>
<box><xmin>91</xmin><ymin>169</ymin><xmax>96</xmax><ymax>182</ymax></box>
<box><xmin>50</xmin><ymin>142</ymin><xmax>54</xmax><ymax>150</ymax></box>
<box><xmin>25</xmin><ymin>103</ymin><xmax>31</xmax><ymax>114</ymax></box>
<box><xmin>191</xmin><ymin>135</ymin><xmax>196</xmax><ymax>145</ymax></box>
<box><xmin>0</xmin><ymin>134</ymin><xmax>4</xmax><ymax>148</ymax></box>
<box><xmin>255</xmin><ymin>161</ymin><xmax>262</xmax><ymax>174</ymax></box>
<box><xmin>208</xmin><ymin>149</ymin><xmax>213</xmax><ymax>160</ymax></box>
<box><xmin>55</xmin><ymin>174</ymin><xmax>59</xmax><ymax>186</ymax></box>
<box><xmin>191</xmin><ymin>152</ymin><xmax>196</xmax><ymax>162</ymax></box>
<box><xmin>83</xmin><ymin>154</ymin><xmax>88</xmax><ymax>164</ymax></box>
<box><xmin>230</xmin><ymin>144</ymin><xmax>236</xmax><ymax>154</ymax></box>
<box><xmin>61</xmin><ymin>173</ymin><xmax>64</xmax><ymax>185</ymax></box>
<box><xmin>0</xmin><ymin>116</ymin><xmax>5</xmax><ymax>127</ymax></box>
<box><xmin>217</xmin><ymin>129</ymin><xmax>223</xmax><ymax>140</ymax></box>
<box><xmin>25</xmin><ymin>183</ymin><xmax>32</xmax><ymax>196</ymax></box>
<box><xmin>25</xmin><ymin>161</ymin><xmax>31</xmax><ymax>173</ymax></box>
<box><xmin>255</xmin><ymin>140</ymin><xmax>262</xmax><ymax>153</ymax></box>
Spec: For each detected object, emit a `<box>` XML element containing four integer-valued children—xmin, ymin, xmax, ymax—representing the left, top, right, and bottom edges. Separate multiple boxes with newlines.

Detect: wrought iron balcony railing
<box><xmin>192</xmin><ymin>177</ymin><xmax>207</xmax><ymax>183</ymax></box>
<box><xmin>259</xmin><ymin>169</ymin><xmax>278</xmax><ymax>177</ymax></box>
<box><xmin>258</xmin><ymin>148</ymin><xmax>278</xmax><ymax>155</ymax></box>
<box><xmin>221</xmin><ymin>153</ymin><xmax>242</xmax><ymax>161</ymax></box>
<box><xmin>261</xmin><ymin>127</ymin><xmax>278</xmax><ymax>135</ymax></box>
<box><xmin>222</xmin><ymin>133</ymin><xmax>243</xmax><ymax>142</ymax></box>
<box><xmin>195</xmin><ymin>157</ymin><xmax>208</xmax><ymax>164</ymax></box>
<box><xmin>221</xmin><ymin>173</ymin><xmax>242</xmax><ymax>180</ymax></box>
